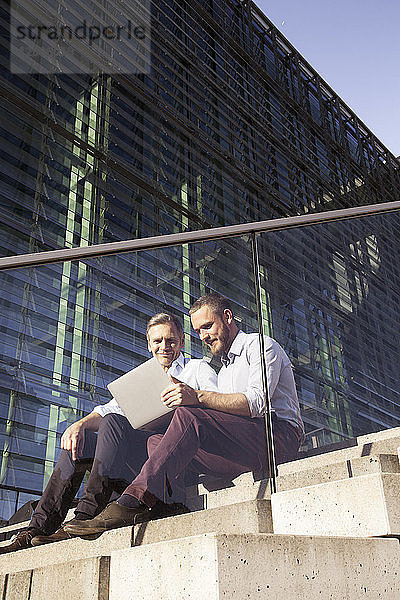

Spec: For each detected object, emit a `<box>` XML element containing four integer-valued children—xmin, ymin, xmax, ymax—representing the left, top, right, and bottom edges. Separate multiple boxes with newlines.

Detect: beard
<box><xmin>209</xmin><ymin>322</ymin><xmax>231</xmax><ymax>356</ymax></box>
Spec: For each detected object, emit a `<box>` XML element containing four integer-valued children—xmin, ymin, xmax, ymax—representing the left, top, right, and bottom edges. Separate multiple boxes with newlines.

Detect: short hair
<box><xmin>146</xmin><ymin>313</ymin><xmax>183</xmax><ymax>337</ymax></box>
<box><xmin>189</xmin><ymin>293</ymin><xmax>233</xmax><ymax>317</ymax></box>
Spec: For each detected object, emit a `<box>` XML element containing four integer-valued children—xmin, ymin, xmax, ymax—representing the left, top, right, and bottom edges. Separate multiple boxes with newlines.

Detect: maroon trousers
<box><xmin>122</xmin><ymin>407</ymin><xmax>300</xmax><ymax>506</ymax></box>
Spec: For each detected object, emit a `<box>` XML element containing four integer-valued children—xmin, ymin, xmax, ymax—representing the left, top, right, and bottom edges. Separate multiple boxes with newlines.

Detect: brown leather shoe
<box><xmin>64</xmin><ymin>501</ymin><xmax>147</xmax><ymax>536</ymax></box>
<box><xmin>31</xmin><ymin>527</ymin><xmax>74</xmax><ymax>546</ymax></box>
<box><xmin>0</xmin><ymin>530</ymin><xmax>35</xmax><ymax>554</ymax></box>
<box><xmin>31</xmin><ymin>515</ymin><xmax>94</xmax><ymax>546</ymax></box>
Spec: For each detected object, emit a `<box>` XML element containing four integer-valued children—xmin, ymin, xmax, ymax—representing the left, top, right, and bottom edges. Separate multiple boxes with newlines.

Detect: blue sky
<box><xmin>254</xmin><ymin>0</ymin><xmax>400</xmax><ymax>157</ymax></box>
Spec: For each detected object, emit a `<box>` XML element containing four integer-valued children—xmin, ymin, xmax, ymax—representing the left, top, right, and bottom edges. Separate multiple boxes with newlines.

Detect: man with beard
<box><xmin>65</xmin><ymin>293</ymin><xmax>304</xmax><ymax>536</ymax></box>
<box><xmin>0</xmin><ymin>312</ymin><xmax>217</xmax><ymax>553</ymax></box>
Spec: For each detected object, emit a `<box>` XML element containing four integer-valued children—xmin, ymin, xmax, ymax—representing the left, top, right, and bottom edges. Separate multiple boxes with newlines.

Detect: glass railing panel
<box><xmin>256</xmin><ymin>210</ymin><xmax>400</xmax><ymax>458</ymax></box>
<box><xmin>0</xmin><ymin>234</ymin><xmax>274</xmax><ymax>521</ymax></box>
<box><xmin>0</xmin><ymin>489</ymin><xmax>17</xmax><ymax>526</ymax></box>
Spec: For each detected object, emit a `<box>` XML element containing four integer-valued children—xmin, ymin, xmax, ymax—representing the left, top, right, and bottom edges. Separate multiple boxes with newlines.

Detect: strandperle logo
<box><xmin>14</xmin><ymin>19</ymin><xmax>146</xmax><ymax>46</ymax></box>
<box><xmin>10</xmin><ymin>0</ymin><xmax>151</xmax><ymax>74</ymax></box>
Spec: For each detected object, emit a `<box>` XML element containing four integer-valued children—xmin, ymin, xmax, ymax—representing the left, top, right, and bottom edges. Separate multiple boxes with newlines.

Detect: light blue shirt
<box><xmin>93</xmin><ymin>353</ymin><xmax>218</xmax><ymax>417</ymax></box>
<box><xmin>218</xmin><ymin>331</ymin><xmax>304</xmax><ymax>432</ymax></box>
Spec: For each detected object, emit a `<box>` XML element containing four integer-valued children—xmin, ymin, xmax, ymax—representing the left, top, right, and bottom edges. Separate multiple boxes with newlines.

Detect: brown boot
<box><xmin>31</xmin><ymin>527</ymin><xmax>74</xmax><ymax>546</ymax></box>
<box><xmin>0</xmin><ymin>530</ymin><xmax>35</xmax><ymax>554</ymax></box>
<box><xmin>31</xmin><ymin>516</ymin><xmax>91</xmax><ymax>546</ymax></box>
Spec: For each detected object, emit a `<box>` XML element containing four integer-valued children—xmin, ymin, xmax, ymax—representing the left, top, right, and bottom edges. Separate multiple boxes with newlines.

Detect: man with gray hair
<box><xmin>0</xmin><ymin>312</ymin><xmax>217</xmax><ymax>553</ymax></box>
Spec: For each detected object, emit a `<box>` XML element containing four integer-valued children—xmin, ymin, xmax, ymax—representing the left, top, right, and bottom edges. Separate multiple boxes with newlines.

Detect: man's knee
<box><xmin>53</xmin><ymin>448</ymin><xmax>92</xmax><ymax>476</ymax></box>
<box><xmin>147</xmin><ymin>433</ymin><xmax>163</xmax><ymax>455</ymax></box>
<box><xmin>55</xmin><ymin>448</ymin><xmax>74</xmax><ymax>467</ymax></box>
<box><xmin>168</xmin><ymin>406</ymin><xmax>207</xmax><ymax>432</ymax></box>
<box><xmin>97</xmin><ymin>413</ymin><xmax>131</xmax><ymax>435</ymax></box>
<box><xmin>173</xmin><ymin>406</ymin><xmax>203</xmax><ymax>421</ymax></box>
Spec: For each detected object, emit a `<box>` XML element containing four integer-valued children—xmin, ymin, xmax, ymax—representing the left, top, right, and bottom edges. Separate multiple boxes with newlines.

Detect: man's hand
<box><xmin>60</xmin><ymin>421</ymin><xmax>85</xmax><ymax>462</ymax></box>
<box><xmin>162</xmin><ymin>377</ymin><xmax>251</xmax><ymax>416</ymax></box>
<box><xmin>60</xmin><ymin>412</ymin><xmax>101</xmax><ymax>461</ymax></box>
<box><xmin>161</xmin><ymin>379</ymin><xmax>200</xmax><ymax>408</ymax></box>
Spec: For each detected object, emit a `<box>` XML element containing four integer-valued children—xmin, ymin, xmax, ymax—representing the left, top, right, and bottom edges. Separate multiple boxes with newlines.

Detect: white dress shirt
<box><xmin>92</xmin><ymin>353</ymin><xmax>218</xmax><ymax>418</ymax></box>
<box><xmin>218</xmin><ymin>331</ymin><xmax>304</xmax><ymax>432</ymax></box>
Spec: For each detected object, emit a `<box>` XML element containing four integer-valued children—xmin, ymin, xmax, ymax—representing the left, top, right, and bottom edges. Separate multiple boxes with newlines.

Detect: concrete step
<box><xmin>0</xmin><ymin>526</ymin><xmax>132</xmax><ymax>575</ymax></box>
<box><xmin>276</xmin><ymin>452</ymin><xmax>400</xmax><ymax>491</ymax></box>
<box><xmin>1</xmin><ymin>556</ymin><xmax>110</xmax><ymax>600</ymax></box>
<box><xmin>295</xmin><ymin>426</ymin><xmax>400</xmax><ymax>461</ymax></box>
<box><xmin>186</xmin><ymin>452</ymin><xmax>400</xmax><ymax>510</ymax></box>
<box><xmin>272</xmin><ymin>472</ymin><xmax>400</xmax><ymax>537</ymax></box>
<box><xmin>186</xmin><ymin>471</ymin><xmax>272</xmax><ymax>510</ymax></box>
<box><xmin>4</xmin><ymin>533</ymin><xmax>399</xmax><ymax>599</ymax></box>
<box><xmin>109</xmin><ymin>533</ymin><xmax>400</xmax><ymax>599</ymax></box>
<box><xmin>0</xmin><ymin>426</ymin><xmax>399</xmax><ymax>598</ymax></box>
<box><xmin>356</xmin><ymin>426</ymin><xmax>400</xmax><ymax>446</ymax></box>
<box><xmin>286</xmin><ymin>427</ymin><xmax>400</xmax><ymax>474</ymax></box>
<box><xmin>0</xmin><ymin>500</ymin><xmax>272</xmax><ymax>575</ymax></box>
<box><xmin>133</xmin><ymin>499</ymin><xmax>272</xmax><ymax>546</ymax></box>
<box><xmin>5</xmin><ymin>451</ymin><xmax>397</xmax><ymax>538</ymax></box>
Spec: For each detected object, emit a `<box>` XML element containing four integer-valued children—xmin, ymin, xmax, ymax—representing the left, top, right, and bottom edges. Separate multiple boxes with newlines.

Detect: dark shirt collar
<box><xmin>220</xmin><ymin>330</ymin><xmax>246</xmax><ymax>366</ymax></box>
<box><xmin>221</xmin><ymin>353</ymin><xmax>230</xmax><ymax>366</ymax></box>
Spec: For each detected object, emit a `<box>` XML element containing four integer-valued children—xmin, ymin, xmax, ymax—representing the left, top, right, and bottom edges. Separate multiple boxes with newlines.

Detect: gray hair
<box><xmin>146</xmin><ymin>313</ymin><xmax>183</xmax><ymax>337</ymax></box>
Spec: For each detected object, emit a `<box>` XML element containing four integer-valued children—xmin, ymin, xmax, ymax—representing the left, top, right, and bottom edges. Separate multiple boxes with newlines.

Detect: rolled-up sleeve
<box><xmin>92</xmin><ymin>397</ymin><xmax>125</xmax><ymax>418</ymax></box>
<box><xmin>243</xmin><ymin>337</ymin><xmax>283</xmax><ymax>418</ymax></box>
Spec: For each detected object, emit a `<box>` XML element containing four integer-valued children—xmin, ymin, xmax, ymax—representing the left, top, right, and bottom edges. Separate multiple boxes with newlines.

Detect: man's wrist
<box><xmin>196</xmin><ymin>390</ymin><xmax>212</xmax><ymax>406</ymax></box>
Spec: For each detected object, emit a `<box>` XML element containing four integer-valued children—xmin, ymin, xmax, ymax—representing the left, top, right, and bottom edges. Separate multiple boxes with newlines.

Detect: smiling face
<box><xmin>147</xmin><ymin>322</ymin><xmax>185</xmax><ymax>370</ymax></box>
<box><xmin>190</xmin><ymin>304</ymin><xmax>237</xmax><ymax>356</ymax></box>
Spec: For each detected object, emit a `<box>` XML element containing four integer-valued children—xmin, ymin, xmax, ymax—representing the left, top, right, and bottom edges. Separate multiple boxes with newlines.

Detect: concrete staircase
<box><xmin>1</xmin><ymin>427</ymin><xmax>400</xmax><ymax>599</ymax></box>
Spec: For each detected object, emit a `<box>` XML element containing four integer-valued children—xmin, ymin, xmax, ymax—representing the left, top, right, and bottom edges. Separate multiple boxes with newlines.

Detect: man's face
<box><xmin>190</xmin><ymin>305</ymin><xmax>233</xmax><ymax>356</ymax></box>
<box><xmin>147</xmin><ymin>323</ymin><xmax>184</xmax><ymax>369</ymax></box>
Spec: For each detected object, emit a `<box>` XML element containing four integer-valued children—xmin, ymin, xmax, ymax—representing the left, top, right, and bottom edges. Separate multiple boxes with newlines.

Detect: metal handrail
<box><xmin>1</xmin><ymin>200</ymin><xmax>399</xmax><ymax>270</ymax></box>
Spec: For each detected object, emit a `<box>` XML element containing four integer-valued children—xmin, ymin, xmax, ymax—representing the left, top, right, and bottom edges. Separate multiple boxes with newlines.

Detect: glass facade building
<box><xmin>0</xmin><ymin>0</ymin><xmax>400</xmax><ymax>521</ymax></box>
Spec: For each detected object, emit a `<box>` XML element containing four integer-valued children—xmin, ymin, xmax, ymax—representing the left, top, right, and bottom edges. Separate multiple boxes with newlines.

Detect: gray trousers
<box><xmin>29</xmin><ymin>414</ymin><xmax>158</xmax><ymax>535</ymax></box>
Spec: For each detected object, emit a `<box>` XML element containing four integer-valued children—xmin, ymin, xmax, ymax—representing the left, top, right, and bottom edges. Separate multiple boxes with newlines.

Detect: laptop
<box><xmin>107</xmin><ymin>357</ymin><xmax>175</xmax><ymax>429</ymax></box>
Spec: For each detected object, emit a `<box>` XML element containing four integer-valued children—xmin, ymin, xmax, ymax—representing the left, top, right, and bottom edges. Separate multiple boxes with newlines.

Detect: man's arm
<box><xmin>197</xmin><ymin>389</ymin><xmax>250</xmax><ymax>415</ymax></box>
<box><xmin>63</xmin><ymin>396</ymin><xmax>126</xmax><ymax>460</ymax></box>
<box><xmin>162</xmin><ymin>337</ymin><xmax>285</xmax><ymax>417</ymax></box>
<box><xmin>61</xmin><ymin>411</ymin><xmax>102</xmax><ymax>461</ymax></box>
<box><xmin>161</xmin><ymin>382</ymin><xmax>251</xmax><ymax>416</ymax></box>
<box><xmin>91</xmin><ymin>397</ymin><xmax>125</xmax><ymax>418</ymax></box>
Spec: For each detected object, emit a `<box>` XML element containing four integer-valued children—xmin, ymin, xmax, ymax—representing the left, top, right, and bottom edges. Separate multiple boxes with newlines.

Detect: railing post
<box><xmin>251</xmin><ymin>232</ymin><xmax>277</xmax><ymax>493</ymax></box>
